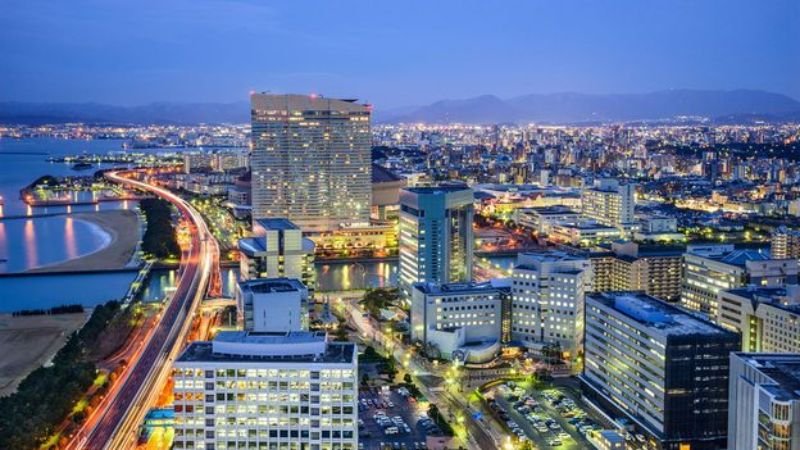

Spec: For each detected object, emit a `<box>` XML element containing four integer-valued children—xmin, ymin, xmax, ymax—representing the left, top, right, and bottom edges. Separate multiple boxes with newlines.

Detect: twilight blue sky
<box><xmin>1</xmin><ymin>0</ymin><xmax>798</xmax><ymax>109</ymax></box>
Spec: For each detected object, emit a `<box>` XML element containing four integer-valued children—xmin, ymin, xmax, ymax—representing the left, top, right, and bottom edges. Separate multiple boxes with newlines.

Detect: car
<box><xmin>548</xmin><ymin>439</ymin><xmax>562</xmax><ymax>446</ymax></box>
<box><xmin>388</xmin><ymin>401</ymin><xmax>395</xmax><ymax>408</ymax></box>
<box><xmin>385</xmin><ymin>426</ymin><xmax>399</xmax><ymax>435</ymax></box>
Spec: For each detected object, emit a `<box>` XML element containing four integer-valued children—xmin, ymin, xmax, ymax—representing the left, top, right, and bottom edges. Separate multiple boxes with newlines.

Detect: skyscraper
<box><xmin>250</xmin><ymin>93</ymin><xmax>372</xmax><ymax>232</ymax></box>
<box><xmin>398</xmin><ymin>186</ymin><xmax>474</xmax><ymax>295</ymax></box>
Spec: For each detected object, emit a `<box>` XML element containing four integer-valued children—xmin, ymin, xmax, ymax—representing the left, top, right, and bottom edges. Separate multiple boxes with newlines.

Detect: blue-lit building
<box><xmin>398</xmin><ymin>186</ymin><xmax>474</xmax><ymax>296</ymax></box>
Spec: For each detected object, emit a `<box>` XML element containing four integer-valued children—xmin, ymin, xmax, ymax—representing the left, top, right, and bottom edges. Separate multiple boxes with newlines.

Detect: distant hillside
<box><xmin>0</xmin><ymin>101</ymin><xmax>250</xmax><ymax>125</ymax></box>
<box><xmin>377</xmin><ymin>89</ymin><xmax>800</xmax><ymax>124</ymax></box>
<box><xmin>3</xmin><ymin>89</ymin><xmax>799</xmax><ymax>125</ymax></box>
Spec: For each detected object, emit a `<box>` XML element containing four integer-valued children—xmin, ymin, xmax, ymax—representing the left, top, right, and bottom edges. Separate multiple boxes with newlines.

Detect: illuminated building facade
<box><xmin>173</xmin><ymin>331</ymin><xmax>357</xmax><ymax>450</ymax></box>
<box><xmin>510</xmin><ymin>251</ymin><xmax>591</xmax><ymax>363</ymax></box>
<box><xmin>250</xmin><ymin>94</ymin><xmax>371</xmax><ymax>232</ymax></box>
<box><xmin>580</xmin><ymin>178</ymin><xmax>637</xmax><ymax>237</ymax></box>
<box><xmin>681</xmin><ymin>244</ymin><xmax>798</xmax><ymax>317</ymax></box>
<box><xmin>717</xmin><ymin>286</ymin><xmax>800</xmax><ymax>353</ymax></box>
<box><xmin>398</xmin><ymin>186</ymin><xmax>474</xmax><ymax>296</ymax></box>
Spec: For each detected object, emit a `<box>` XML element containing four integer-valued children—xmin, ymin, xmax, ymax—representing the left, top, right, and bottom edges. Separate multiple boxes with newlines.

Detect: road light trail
<box><xmin>71</xmin><ymin>170</ymin><xmax>217</xmax><ymax>450</ymax></box>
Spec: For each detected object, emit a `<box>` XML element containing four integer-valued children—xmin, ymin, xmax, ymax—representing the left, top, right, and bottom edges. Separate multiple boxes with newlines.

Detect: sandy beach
<box><xmin>27</xmin><ymin>209</ymin><xmax>141</xmax><ymax>273</ymax></box>
<box><xmin>0</xmin><ymin>312</ymin><xmax>89</xmax><ymax>397</ymax></box>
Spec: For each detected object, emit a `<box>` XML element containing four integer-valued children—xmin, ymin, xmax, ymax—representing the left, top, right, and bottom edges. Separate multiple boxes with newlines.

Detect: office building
<box><xmin>510</xmin><ymin>251</ymin><xmax>592</xmax><ymax>363</ymax></box>
<box><xmin>582</xmin><ymin>292</ymin><xmax>740</xmax><ymax>450</ymax></box>
<box><xmin>681</xmin><ymin>244</ymin><xmax>798</xmax><ymax>317</ymax></box>
<box><xmin>728</xmin><ymin>353</ymin><xmax>800</xmax><ymax>450</ymax></box>
<box><xmin>773</xmin><ymin>226</ymin><xmax>800</xmax><ymax>261</ymax></box>
<box><xmin>717</xmin><ymin>286</ymin><xmax>800</xmax><ymax>352</ymax></box>
<box><xmin>236</xmin><ymin>278</ymin><xmax>309</xmax><ymax>333</ymax></box>
<box><xmin>398</xmin><ymin>186</ymin><xmax>474</xmax><ymax>295</ymax></box>
<box><xmin>580</xmin><ymin>178</ymin><xmax>637</xmax><ymax>236</ymax></box>
<box><xmin>589</xmin><ymin>241</ymin><xmax>684</xmax><ymax>302</ymax></box>
<box><xmin>250</xmin><ymin>94</ymin><xmax>372</xmax><ymax>232</ymax></box>
<box><xmin>173</xmin><ymin>331</ymin><xmax>357</xmax><ymax>450</ymax></box>
<box><xmin>410</xmin><ymin>280</ymin><xmax>511</xmax><ymax>363</ymax></box>
<box><xmin>239</xmin><ymin>218</ymin><xmax>316</xmax><ymax>290</ymax></box>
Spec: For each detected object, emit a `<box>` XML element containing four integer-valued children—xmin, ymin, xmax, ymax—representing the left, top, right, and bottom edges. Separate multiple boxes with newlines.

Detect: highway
<box><xmin>71</xmin><ymin>170</ymin><xmax>216</xmax><ymax>450</ymax></box>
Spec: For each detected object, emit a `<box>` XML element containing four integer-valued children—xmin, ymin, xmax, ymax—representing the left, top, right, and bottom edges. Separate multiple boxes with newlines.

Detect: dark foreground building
<box><xmin>581</xmin><ymin>291</ymin><xmax>740</xmax><ymax>449</ymax></box>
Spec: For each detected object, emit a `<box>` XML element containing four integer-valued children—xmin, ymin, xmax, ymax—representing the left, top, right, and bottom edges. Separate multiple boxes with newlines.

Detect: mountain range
<box><xmin>1</xmin><ymin>89</ymin><xmax>798</xmax><ymax>125</ymax></box>
<box><xmin>376</xmin><ymin>89</ymin><xmax>800</xmax><ymax>124</ymax></box>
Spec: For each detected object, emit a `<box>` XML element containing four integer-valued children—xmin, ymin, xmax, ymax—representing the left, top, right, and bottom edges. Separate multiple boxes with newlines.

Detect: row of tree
<box><xmin>0</xmin><ymin>301</ymin><xmax>121</xmax><ymax>449</ymax></box>
<box><xmin>140</xmin><ymin>198</ymin><xmax>180</xmax><ymax>259</ymax></box>
<box><xmin>12</xmin><ymin>304</ymin><xmax>84</xmax><ymax>317</ymax></box>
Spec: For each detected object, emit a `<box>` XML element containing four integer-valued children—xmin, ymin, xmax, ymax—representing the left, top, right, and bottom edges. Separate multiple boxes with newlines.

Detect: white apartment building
<box><xmin>773</xmin><ymin>226</ymin><xmax>800</xmax><ymax>261</ymax></box>
<box><xmin>580</xmin><ymin>178</ymin><xmax>637</xmax><ymax>237</ymax></box>
<box><xmin>681</xmin><ymin>244</ymin><xmax>798</xmax><ymax>317</ymax></box>
<box><xmin>717</xmin><ymin>286</ymin><xmax>800</xmax><ymax>353</ymax></box>
<box><xmin>510</xmin><ymin>251</ymin><xmax>591</xmax><ymax>363</ymax></box>
<box><xmin>235</xmin><ymin>278</ymin><xmax>309</xmax><ymax>333</ymax></box>
<box><xmin>410</xmin><ymin>280</ymin><xmax>511</xmax><ymax>363</ymax></box>
<box><xmin>173</xmin><ymin>331</ymin><xmax>358</xmax><ymax>450</ymax></box>
<box><xmin>728</xmin><ymin>353</ymin><xmax>800</xmax><ymax>450</ymax></box>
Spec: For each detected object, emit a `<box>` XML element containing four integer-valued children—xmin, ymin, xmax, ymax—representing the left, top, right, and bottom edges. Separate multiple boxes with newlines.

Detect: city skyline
<box><xmin>1</xmin><ymin>0</ymin><xmax>798</xmax><ymax>108</ymax></box>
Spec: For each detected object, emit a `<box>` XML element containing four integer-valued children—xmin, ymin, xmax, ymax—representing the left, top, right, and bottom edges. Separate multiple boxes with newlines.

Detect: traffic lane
<box><xmin>439</xmin><ymin>391</ymin><xmax>497</xmax><ymax>450</ymax></box>
<box><xmin>85</xmin><ymin>235</ymin><xmax>201</xmax><ymax>445</ymax></box>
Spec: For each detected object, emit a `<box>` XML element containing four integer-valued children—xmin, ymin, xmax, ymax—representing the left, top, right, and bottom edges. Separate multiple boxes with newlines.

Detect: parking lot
<box><xmin>358</xmin><ymin>386</ymin><xmax>434</xmax><ymax>450</ymax></box>
<box><xmin>487</xmin><ymin>382</ymin><xmax>603</xmax><ymax>449</ymax></box>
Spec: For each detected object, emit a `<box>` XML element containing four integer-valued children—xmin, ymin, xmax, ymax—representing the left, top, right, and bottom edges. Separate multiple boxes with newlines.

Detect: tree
<box><xmin>359</xmin><ymin>288</ymin><xmax>400</xmax><ymax>317</ymax></box>
<box><xmin>403</xmin><ymin>373</ymin><xmax>413</xmax><ymax>384</ymax></box>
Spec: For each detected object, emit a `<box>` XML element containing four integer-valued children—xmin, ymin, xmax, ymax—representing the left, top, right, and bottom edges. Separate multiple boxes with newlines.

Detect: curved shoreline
<box><xmin>27</xmin><ymin>210</ymin><xmax>140</xmax><ymax>273</ymax></box>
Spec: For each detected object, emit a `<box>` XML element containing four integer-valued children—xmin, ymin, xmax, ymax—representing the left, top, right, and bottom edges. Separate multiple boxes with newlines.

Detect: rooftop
<box><xmin>251</xmin><ymin>93</ymin><xmax>370</xmax><ymax>113</ymax></box>
<box><xmin>735</xmin><ymin>353</ymin><xmax>800</xmax><ymax>401</ymax></box>
<box><xmin>177</xmin><ymin>330</ymin><xmax>356</xmax><ymax>364</ymax></box>
<box><xmin>372</xmin><ymin>163</ymin><xmax>404</xmax><ymax>183</ymax></box>
<box><xmin>238</xmin><ymin>277</ymin><xmax>307</xmax><ymax>294</ymax></box>
<box><xmin>413</xmin><ymin>280</ymin><xmax>510</xmax><ymax>296</ymax></box>
<box><xmin>255</xmin><ymin>217</ymin><xmax>299</xmax><ymax>231</ymax></box>
<box><xmin>589</xmin><ymin>291</ymin><xmax>733</xmax><ymax>337</ymax></box>
<box><xmin>403</xmin><ymin>185</ymin><xmax>472</xmax><ymax>195</ymax></box>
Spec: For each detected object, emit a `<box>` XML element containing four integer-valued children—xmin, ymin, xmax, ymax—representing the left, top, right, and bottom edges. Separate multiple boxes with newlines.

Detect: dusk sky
<box><xmin>2</xmin><ymin>0</ymin><xmax>798</xmax><ymax>110</ymax></box>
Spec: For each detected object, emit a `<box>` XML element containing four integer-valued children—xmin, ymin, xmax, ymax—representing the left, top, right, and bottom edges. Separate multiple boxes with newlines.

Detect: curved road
<box><xmin>74</xmin><ymin>170</ymin><xmax>216</xmax><ymax>450</ymax></box>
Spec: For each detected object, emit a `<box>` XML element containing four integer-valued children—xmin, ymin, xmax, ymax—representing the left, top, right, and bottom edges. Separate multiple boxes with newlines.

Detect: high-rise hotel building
<box><xmin>250</xmin><ymin>94</ymin><xmax>372</xmax><ymax>232</ymax></box>
<box><xmin>582</xmin><ymin>291</ymin><xmax>740</xmax><ymax>450</ymax></box>
<box><xmin>398</xmin><ymin>186</ymin><xmax>474</xmax><ymax>296</ymax></box>
<box><xmin>172</xmin><ymin>331</ymin><xmax>358</xmax><ymax>450</ymax></box>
